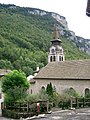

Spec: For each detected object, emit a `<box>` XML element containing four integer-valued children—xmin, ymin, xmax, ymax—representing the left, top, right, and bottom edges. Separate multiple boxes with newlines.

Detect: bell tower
<box><xmin>48</xmin><ymin>26</ymin><xmax>65</xmax><ymax>63</ymax></box>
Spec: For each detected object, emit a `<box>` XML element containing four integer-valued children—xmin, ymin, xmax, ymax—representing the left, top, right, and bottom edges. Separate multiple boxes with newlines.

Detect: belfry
<box><xmin>48</xmin><ymin>25</ymin><xmax>65</xmax><ymax>63</ymax></box>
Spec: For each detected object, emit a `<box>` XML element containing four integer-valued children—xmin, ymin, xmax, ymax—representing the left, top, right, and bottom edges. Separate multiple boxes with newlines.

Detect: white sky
<box><xmin>0</xmin><ymin>0</ymin><xmax>90</xmax><ymax>39</ymax></box>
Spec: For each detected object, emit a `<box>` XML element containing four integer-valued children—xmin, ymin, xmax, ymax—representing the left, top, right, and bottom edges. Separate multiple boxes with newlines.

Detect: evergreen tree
<box><xmin>46</xmin><ymin>82</ymin><xmax>53</xmax><ymax>96</ymax></box>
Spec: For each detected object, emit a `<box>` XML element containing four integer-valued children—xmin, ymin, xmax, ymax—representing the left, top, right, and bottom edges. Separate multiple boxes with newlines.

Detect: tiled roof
<box><xmin>34</xmin><ymin>59</ymin><xmax>90</xmax><ymax>80</ymax></box>
<box><xmin>0</xmin><ymin>69</ymin><xmax>11</xmax><ymax>77</ymax></box>
<box><xmin>30</xmin><ymin>79</ymin><xmax>36</xmax><ymax>84</ymax></box>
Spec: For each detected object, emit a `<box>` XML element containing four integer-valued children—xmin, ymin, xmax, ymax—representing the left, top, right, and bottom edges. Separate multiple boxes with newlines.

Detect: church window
<box><xmin>50</xmin><ymin>56</ymin><xmax>53</xmax><ymax>62</ymax></box>
<box><xmin>85</xmin><ymin>88</ymin><xmax>90</xmax><ymax>97</ymax></box>
<box><xmin>53</xmin><ymin>56</ymin><xmax>56</xmax><ymax>61</ymax></box>
<box><xmin>59</xmin><ymin>56</ymin><xmax>61</xmax><ymax>61</ymax></box>
<box><xmin>60</xmin><ymin>49</ymin><xmax>62</xmax><ymax>53</ymax></box>
<box><xmin>62</xmin><ymin>57</ymin><xmax>63</xmax><ymax>61</ymax></box>
<box><xmin>41</xmin><ymin>86</ymin><xmax>45</xmax><ymax>90</ymax></box>
<box><xmin>51</xmin><ymin>49</ymin><xmax>55</xmax><ymax>53</ymax></box>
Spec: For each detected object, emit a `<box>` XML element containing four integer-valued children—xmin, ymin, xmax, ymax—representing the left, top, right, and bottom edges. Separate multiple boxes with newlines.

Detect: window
<box><xmin>0</xmin><ymin>93</ymin><xmax>2</xmax><ymax>99</ymax></box>
<box><xmin>50</xmin><ymin>56</ymin><xmax>53</xmax><ymax>62</ymax></box>
<box><xmin>54</xmin><ymin>56</ymin><xmax>56</xmax><ymax>61</ymax></box>
<box><xmin>85</xmin><ymin>88</ymin><xmax>90</xmax><ymax>97</ymax></box>
<box><xmin>62</xmin><ymin>57</ymin><xmax>63</xmax><ymax>61</ymax></box>
<box><xmin>59</xmin><ymin>56</ymin><xmax>61</xmax><ymax>61</ymax></box>
<box><xmin>41</xmin><ymin>86</ymin><xmax>45</xmax><ymax>90</ymax></box>
<box><xmin>60</xmin><ymin>49</ymin><xmax>62</xmax><ymax>53</ymax></box>
<box><xmin>51</xmin><ymin>49</ymin><xmax>55</xmax><ymax>53</ymax></box>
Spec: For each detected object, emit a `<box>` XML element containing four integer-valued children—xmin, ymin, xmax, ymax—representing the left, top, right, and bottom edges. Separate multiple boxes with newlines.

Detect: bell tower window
<box><xmin>51</xmin><ymin>49</ymin><xmax>55</xmax><ymax>53</ymax></box>
<box><xmin>50</xmin><ymin>56</ymin><xmax>53</xmax><ymax>62</ymax></box>
<box><xmin>54</xmin><ymin>56</ymin><xmax>56</xmax><ymax>61</ymax></box>
<box><xmin>59</xmin><ymin>56</ymin><xmax>61</xmax><ymax>61</ymax></box>
<box><xmin>62</xmin><ymin>57</ymin><xmax>63</xmax><ymax>61</ymax></box>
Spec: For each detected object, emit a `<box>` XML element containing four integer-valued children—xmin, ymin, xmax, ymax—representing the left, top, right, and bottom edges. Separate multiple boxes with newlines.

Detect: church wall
<box><xmin>31</xmin><ymin>79</ymin><xmax>90</xmax><ymax>96</ymax></box>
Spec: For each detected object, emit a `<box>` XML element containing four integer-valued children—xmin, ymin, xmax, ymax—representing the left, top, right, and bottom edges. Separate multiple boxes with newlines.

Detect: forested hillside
<box><xmin>0</xmin><ymin>4</ymin><xmax>90</xmax><ymax>76</ymax></box>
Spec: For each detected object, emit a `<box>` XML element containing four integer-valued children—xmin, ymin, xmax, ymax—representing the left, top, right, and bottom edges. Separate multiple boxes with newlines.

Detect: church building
<box><xmin>29</xmin><ymin>26</ymin><xmax>90</xmax><ymax>96</ymax></box>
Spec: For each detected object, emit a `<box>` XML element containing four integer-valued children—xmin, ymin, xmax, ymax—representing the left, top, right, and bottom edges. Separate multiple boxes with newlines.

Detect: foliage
<box><xmin>0</xmin><ymin>59</ymin><xmax>13</xmax><ymax>69</ymax></box>
<box><xmin>60</xmin><ymin>88</ymin><xmax>80</xmax><ymax>102</ymax></box>
<box><xmin>85</xmin><ymin>92</ymin><xmax>90</xmax><ymax>98</ymax></box>
<box><xmin>24</xmin><ymin>94</ymin><xmax>39</xmax><ymax>102</ymax></box>
<box><xmin>52</xmin><ymin>92</ymin><xmax>61</xmax><ymax>107</ymax></box>
<box><xmin>4</xmin><ymin>86</ymin><xmax>28</xmax><ymax>104</ymax></box>
<box><xmin>39</xmin><ymin>87</ymin><xmax>49</xmax><ymax>101</ymax></box>
<box><xmin>46</xmin><ymin>82</ymin><xmax>53</xmax><ymax>97</ymax></box>
<box><xmin>0</xmin><ymin>4</ymin><xmax>90</xmax><ymax>76</ymax></box>
<box><xmin>25</xmin><ymin>88</ymin><xmax>49</xmax><ymax>102</ymax></box>
<box><xmin>2</xmin><ymin>70</ymin><xmax>30</xmax><ymax>103</ymax></box>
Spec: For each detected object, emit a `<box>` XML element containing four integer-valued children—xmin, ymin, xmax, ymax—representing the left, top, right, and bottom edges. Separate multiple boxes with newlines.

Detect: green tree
<box><xmin>46</xmin><ymin>82</ymin><xmax>53</xmax><ymax>96</ymax></box>
<box><xmin>0</xmin><ymin>59</ymin><xmax>13</xmax><ymax>69</ymax></box>
<box><xmin>2</xmin><ymin>70</ymin><xmax>30</xmax><ymax>103</ymax></box>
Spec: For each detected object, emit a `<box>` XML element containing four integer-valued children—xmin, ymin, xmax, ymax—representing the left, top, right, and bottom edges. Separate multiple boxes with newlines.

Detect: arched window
<box><xmin>85</xmin><ymin>88</ymin><xmax>90</xmax><ymax>97</ymax></box>
<box><xmin>54</xmin><ymin>56</ymin><xmax>56</xmax><ymax>61</ymax></box>
<box><xmin>50</xmin><ymin>56</ymin><xmax>52</xmax><ymax>62</ymax></box>
<box><xmin>41</xmin><ymin>86</ymin><xmax>45</xmax><ymax>93</ymax></box>
<box><xmin>51</xmin><ymin>49</ymin><xmax>54</xmax><ymax>53</ymax></box>
<box><xmin>59</xmin><ymin>56</ymin><xmax>61</xmax><ymax>61</ymax></box>
<box><xmin>41</xmin><ymin>86</ymin><xmax>45</xmax><ymax>90</ymax></box>
<box><xmin>60</xmin><ymin>49</ymin><xmax>62</xmax><ymax>53</ymax></box>
<box><xmin>62</xmin><ymin>57</ymin><xmax>63</xmax><ymax>61</ymax></box>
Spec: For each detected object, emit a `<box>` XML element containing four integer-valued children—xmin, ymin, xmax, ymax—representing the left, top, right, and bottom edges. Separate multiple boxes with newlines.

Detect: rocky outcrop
<box><xmin>27</xmin><ymin>8</ymin><xmax>68</xmax><ymax>30</ymax></box>
<box><xmin>27</xmin><ymin>8</ymin><xmax>90</xmax><ymax>55</ymax></box>
<box><xmin>1</xmin><ymin>3</ymin><xmax>90</xmax><ymax>55</ymax></box>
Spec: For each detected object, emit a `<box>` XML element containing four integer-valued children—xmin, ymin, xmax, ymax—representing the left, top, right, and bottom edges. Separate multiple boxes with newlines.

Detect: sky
<box><xmin>0</xmin><ymin>0</ymin><xmax>90</xmax><ymax>39</ymax></box>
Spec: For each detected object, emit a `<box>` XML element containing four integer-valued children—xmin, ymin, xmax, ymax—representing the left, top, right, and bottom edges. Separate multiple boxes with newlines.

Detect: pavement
<box><xmin>33</xmin><ymin>108</ymin><xmax>90</xmax><ymax>120</ymax></box>
<box><xmin>0</xmin><ymin>108</ymin><xmax>90</xmax><ymax>120</ymax></box>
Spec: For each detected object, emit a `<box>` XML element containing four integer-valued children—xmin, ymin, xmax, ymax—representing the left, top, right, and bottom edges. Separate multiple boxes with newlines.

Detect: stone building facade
<box><xmin>29</xmin><ymin>26</ymin><xmax>90</xmax><ymax>96</ymax></box>
<box><xmin>29</xmin><ymin>60</ymin><xmax>90</xmax><ymax>96</ymax></box>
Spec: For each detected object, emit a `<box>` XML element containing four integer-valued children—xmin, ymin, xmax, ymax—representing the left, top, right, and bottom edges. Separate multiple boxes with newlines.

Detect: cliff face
<box><xmin>24</xmin><ymin>7</ymin><xmax>90</xmax><ymax>55</ymax></box>
<box><xmin>27</xmin><ymin>8</ymin><xmax>68</xmax><ymax>29</ymax></box>
<box><xmin>1</xmin><ymin>4</ymin><xmax>90</xmax><ymax>55</ymax></box>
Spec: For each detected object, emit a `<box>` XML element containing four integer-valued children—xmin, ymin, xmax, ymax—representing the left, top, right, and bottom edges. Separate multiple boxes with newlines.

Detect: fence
<box><xmin>71</xmin><ymin>97</ymin><xmax>90</xmax><ymax>108</ymax></box>
<box><xmin>58</xmin><ymin>97</ymin><xmax>90</xmax><ymax>109</ymax></box>
<box><xmin>2</xmin><ymin>100</ymin><xmax>49</xmax><ymax>119</ymax></box>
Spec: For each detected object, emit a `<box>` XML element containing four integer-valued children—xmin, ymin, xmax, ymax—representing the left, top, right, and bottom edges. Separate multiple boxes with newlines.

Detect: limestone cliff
<box><xmin>1</xmin><ymin>3</ymin><xmax>90</xmax><ymax>55</ymax></box>
<box><xmin>23</xmin><ymin>7</ymin><xmax>90</xmax><ymax>55</ymax></box>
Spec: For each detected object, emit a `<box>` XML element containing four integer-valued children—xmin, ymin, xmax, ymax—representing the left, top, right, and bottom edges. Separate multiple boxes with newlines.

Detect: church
<box><xmin>29</xmin><ymin>26</ymin><xmax>90</xmax><ymax>96</ymax></box>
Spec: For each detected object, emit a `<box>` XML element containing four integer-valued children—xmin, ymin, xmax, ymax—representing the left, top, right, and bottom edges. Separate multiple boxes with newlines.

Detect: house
<box><xmin>0</xmin><ymin>69</ymin><xmax>11</xmax><ymax>110</ymax></box>
<box><xmin>28</xmin><ymin>26</ymin><xmax>90</xmax><ymax>96</ymax></box>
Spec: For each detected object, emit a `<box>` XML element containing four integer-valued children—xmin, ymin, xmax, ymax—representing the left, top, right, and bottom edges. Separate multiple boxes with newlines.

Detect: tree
<box><xmin>0</xmin><ymin>59</ymin><xmax>13</xmax><ymax>69</ymax></box>
<box><xmin>2</xmin><ymin>70</ymin><xmax>30</xmax><ymax>103</ymax></box>
<box><xmin>60</xmin><ymin>88</ymin><xmax>80</xmax><ymax>102</ymax></box>
<box><xmin>46</xmin><ymin>82</ymin><xmax>53</xmax><ymax>96</ymax></box>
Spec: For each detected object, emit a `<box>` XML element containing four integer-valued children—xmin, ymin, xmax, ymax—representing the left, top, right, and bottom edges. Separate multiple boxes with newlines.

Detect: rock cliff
<box><xmin>1</xmin><ymin>4</ymin><xmax>90</xmax><ymax>55</ymax></box>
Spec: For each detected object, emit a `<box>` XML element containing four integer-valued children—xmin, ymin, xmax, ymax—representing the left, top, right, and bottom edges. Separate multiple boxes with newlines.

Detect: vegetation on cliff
<box><xmin>0</xmin><ymin>4</ymin><xmax>90</xmax><ymax>75</ymax></box>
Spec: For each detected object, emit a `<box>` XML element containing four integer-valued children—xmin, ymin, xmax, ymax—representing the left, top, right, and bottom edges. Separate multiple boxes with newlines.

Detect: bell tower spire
<box><xmin>48</xmin><ymin>25</ymin><xmax>65</xmax><ymax>63</ymax></box>
<box><xmin>53</xmin><ymin>25</ymin><xmax>60</xmax><ymax>39</ymax></box>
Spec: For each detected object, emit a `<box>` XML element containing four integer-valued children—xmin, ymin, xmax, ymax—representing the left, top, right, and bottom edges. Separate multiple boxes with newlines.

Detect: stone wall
<box><xmin>29</xmin><ymin>79</ymin><xmax>90</xmax><ymax>96</ymax></box>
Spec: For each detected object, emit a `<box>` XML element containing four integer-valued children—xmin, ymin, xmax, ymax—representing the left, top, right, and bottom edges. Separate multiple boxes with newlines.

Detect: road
<box><xmin>0</xmin><ymin>108</ymin><xmax>90</xmax><ymax>120</ymax></box>
<box><xmin>35</xmin><ymin>108</ymin><xmax>90</xmax><ymax>120</ymax></box>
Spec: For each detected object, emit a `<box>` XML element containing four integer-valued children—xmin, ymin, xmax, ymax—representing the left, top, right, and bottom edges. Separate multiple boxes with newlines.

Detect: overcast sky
<box><xmin>0</xmin><ymin>0</ymin><xmax>90</xmax><ymax>39</ymax></box>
